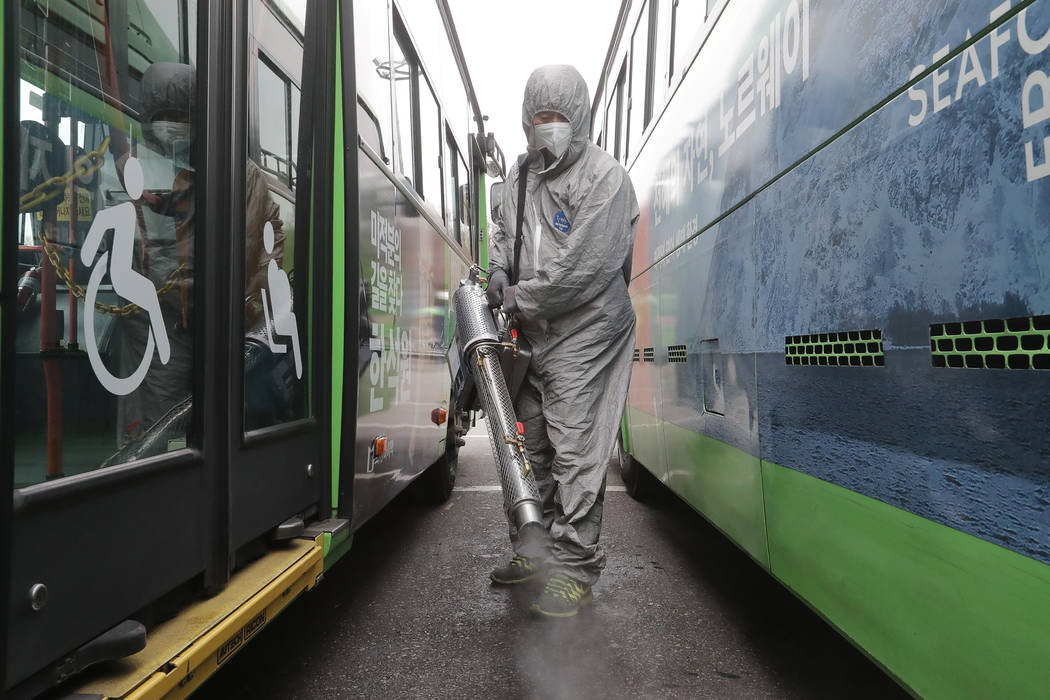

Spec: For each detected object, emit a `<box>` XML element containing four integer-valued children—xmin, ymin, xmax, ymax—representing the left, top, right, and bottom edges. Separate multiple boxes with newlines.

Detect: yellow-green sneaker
<box><xmin>490</xmin><ymin>555</ymin><xmax>539</xmax><ymax>585</ymax></box>
<box><xmin>530</xmin><ymin>573</ymin><xmax>593</xmax><ymax>617</ymax></box>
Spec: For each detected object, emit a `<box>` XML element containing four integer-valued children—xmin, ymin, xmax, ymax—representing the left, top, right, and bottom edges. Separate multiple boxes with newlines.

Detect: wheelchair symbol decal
<box><xmin>260</xmin><ymin>221</ymin><xmax>302</xmax><ymax>379</ymax></box>
<box><xmin>81</xmin><ymin>157</ymin><xmax>171</xmax><ymax>396</ymax></box>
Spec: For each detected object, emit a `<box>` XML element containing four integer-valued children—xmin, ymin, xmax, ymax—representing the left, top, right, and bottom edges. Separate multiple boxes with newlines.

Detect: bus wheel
<box><xmin>617</xmin><ymin>429</ymin><xmax>655</xmax><ymax>501</ymax></box>
<box><xmin>422</xmin><ymin>405</ymin><xmax>461</xmax><ymax>504</ymax></box>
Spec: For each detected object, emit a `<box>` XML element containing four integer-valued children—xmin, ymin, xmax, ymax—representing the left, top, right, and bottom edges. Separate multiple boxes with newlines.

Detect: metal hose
<box><xmin>452</xmin><ymin>271</ymin><xmax>545</xmax><ymax>553</ymax></box>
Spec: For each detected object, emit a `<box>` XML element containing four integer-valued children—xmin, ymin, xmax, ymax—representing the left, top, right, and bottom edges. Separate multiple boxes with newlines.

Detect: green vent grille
<box><xmin>632</xmin><ymin>349</ymin><xmax>640</xmax><ymax>362</ymax></box>
<box><xmin>931</xmin><ymin>315</ymin><xmax>1050</xmax><ymax>369</ymax></box>
<box><xmin>643</xmin><ymin>347</ymin><xmax>655</xmax><ymax>363</ymax></box>
<box><xmin>668</xmin><ymin>345</ymin><xmax>687</xmax><ymax>363</ymax></box>
<box><xmin>785</xmin><ymin>329</ymin><xmax>885</xmax><ymax>367</ymax></box>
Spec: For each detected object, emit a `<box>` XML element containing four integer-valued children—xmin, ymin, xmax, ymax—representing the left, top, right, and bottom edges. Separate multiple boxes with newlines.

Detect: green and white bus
<box><xmin>599</xmin><ymin>0</ymin><xmax>1050</xmax><ymax>697</ymax></box>
<box><xmin>0</xmin><ymin>1</ymin><xmax>504</xmax><ymax>696</ymax></box>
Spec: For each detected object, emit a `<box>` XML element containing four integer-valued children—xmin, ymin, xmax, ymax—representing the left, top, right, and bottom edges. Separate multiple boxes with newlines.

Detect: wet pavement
<box><xmin>197</xmin><ymin>423</ymin><xmax>908</xmax><ymax>699</ymax></box>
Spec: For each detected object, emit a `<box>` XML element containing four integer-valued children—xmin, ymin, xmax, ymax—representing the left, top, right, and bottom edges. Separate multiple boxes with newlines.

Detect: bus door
<box><xmin>3</xmin><ymin>0</ymin><xmax>218</xmax><ymax>691</ymax></box>
<box><xmin>227</xmin><ymin>0</ymin><xmax>327</xmax><ymax>552</ymax></box>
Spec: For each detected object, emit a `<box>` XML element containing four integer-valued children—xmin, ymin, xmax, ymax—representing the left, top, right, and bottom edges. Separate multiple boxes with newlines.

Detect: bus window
<box><xmin>245</xmin><ymin>0</ymin><xmax>309</xmax><ymax>431</ymax></box>
<box><xmin>611</xmin><ymin>63</ymin><xmax>627</xmax><ymax>163</ymax></box>
<box><xmin>14</xmin><ymin>0</ymin><xmax>198</xmax><ymax>485</ymax></box>
<box><xmin>354</xmin><ymin>0</ymin><xmax>394</xmax><ymax>161</ymax></box>
<box><xmin>627</xmin><ymin>1</ymin><xmax>651</xmax><ymax>160</ymax></box>
<box><xmin>390</xmin><ymin>32</ymin><xmax>417</xmax><ymax>183</ymax></box>
<box><xmin>459</xmin><ymin>182</ymin><xmax>471</xmax><ymax>230</ymax></box>
<box><xmin>672</xmin><ymin>0</ymin><xmax>707</xmax><ymax>83</ymax></box>
<box><xmin>357</xmin><ymin>97</ymin><xmax>389</xmax><ymax>164</ymax></box>
<box><xmin>594</xmin><ymin>104</ymin><xmax>606</xmax><ymax>151</ymax></box>
<box><xmin>257</xmin><ymin>57</ymin><xmax>293</xmax><ymax>186</ymax></box>
<box><xmin>642</xmin><ymin>1</ymin><xmax>659</xmax><ymax>128</ymax></box>
<box><xmin>653</xmin><ymin>0</ymin><xmax>674</xmax><ymax>107</ymax></box>
<box><xmin>419</xmin><ymin>74</ymin><xmax>442</xmax><ymax>211</ymax></box>
<box><xmin>458</xmin><ymin>152</ymin><xmax>471</xmax><ymax>230</ymax></box>
<box><xmin>444</xmin><ymin>132</ymin><xmax>463</xmax><ymax>244</ymax></box>
<box><xmin>603</xmin><ymin>91</ymin><xmax>614</xmax><ymax>155</ymax></box>
<box><xmin>604</xmin><ymin>82</ymin><xmax>615</xmax><ymax>157</ymax></box>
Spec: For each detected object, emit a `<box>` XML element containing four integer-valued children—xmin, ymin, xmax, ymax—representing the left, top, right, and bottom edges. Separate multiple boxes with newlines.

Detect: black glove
<box><xmin>502</xmin><ymin>285</ymin><xmax>519</xmax><ymax>314</ymax></box>
<box><xmin>486</xmin><ymin>269</ymin><xmax>510</xmax><ymax>308</ymax></box>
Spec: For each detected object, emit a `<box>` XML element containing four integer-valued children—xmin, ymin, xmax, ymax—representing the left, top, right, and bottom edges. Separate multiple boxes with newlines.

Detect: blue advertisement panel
<box><xmin>756</xmin><ymin>3</ymin><xmax>1050</xmax><ymax>565</ymax></box>
<box><xmin>635</xmin><ymin>0</ymin><xmax>1038</xmax><ymax>266</ymax></box>
<box><xmin>634</xmin><ymin>0</ymin><xmax>1050</xmax><ymax>565</ymax></box>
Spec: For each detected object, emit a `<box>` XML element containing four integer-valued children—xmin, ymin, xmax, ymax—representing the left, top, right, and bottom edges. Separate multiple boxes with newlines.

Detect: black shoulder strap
<box><xmin>511</xmin><ymin>156</ymin><xmax>530</xmax><ymax>285</ymax></box>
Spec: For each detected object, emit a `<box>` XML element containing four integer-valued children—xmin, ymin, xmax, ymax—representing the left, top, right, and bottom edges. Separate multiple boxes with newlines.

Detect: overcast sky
<box><xmin>450</xmin><ymin>0</ymin><xmax>623</xmax><ymax>176</ymax></box>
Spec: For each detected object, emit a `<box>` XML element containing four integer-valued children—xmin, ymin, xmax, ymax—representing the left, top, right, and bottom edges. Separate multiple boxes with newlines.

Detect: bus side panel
<box><xmin>763</xmin><ymin>460</ymin><xmax>1050</xmax><ymax>699</ymax></box>
<box><xmin>392</xmin><ymin>191</ymin><xmax>459</xmax><ymax>480</ymax></box>
<box><xmin>352</xmin><ymin>147</ymin><xmax>399</xmax><ymax>528</ymax></box>
<box><xmin>616</xmin><ymin>0</ymin><xmax>1050</xmax><ymax>694</ymax></box>
<box><xmin>655</xmin><ymin>202</ymin><xmax>766</xmax><ymax>566</ymax></box>
<box><xmin>352</xmin><ymin>162</ymin><xmax>462</xmax><ymax>528</ymax></box>
<box><xmin>750</xmin><ymin>9</ymin><xmax>1050</xmax><ymax>695</ymax></box>
<box><xmin>755</xmin><ymin>13</ymin><xmax>1050</xmax><ymax>569</ymax></box>
<box><xmin>625</xmin><ymin>268</ymin><xmax>665</xmax><ymax>482</ymax></box>
<box><xmin>624</xmin><ymin>184</ymin><xmax>662</xmax><ymax>477</ymax></box>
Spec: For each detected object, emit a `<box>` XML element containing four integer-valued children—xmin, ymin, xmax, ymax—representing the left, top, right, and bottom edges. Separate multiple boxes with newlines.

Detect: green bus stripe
<box><xmin>628</xmin><ymin>410</ymin><xmax>1050</xmax><ymax>697</ymax></box>
<box><xmin>764</xmin><ymin>460</ymin><xmax>1050</xmax><ymax>699</ymax></box>
<box><xmin>660</xmin><ymin>417</ymin><xmax>768</xmax><ymax>567</ymax></box>
<box><xmin>330</xmin><ymin>22</ymin><xmax>345</xmax><ymax>512</ymax></box>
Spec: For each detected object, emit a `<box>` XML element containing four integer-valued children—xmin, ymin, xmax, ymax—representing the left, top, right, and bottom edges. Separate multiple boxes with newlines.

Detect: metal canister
<box><xmin>450</xmin><ymin>269</ymin><xmax>546</xmax><ymax>555</ymax></box>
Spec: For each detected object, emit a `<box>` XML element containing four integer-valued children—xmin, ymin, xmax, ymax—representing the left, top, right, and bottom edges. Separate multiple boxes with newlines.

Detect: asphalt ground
<box><xmin>197</xmin><ymin>422</ymin><xmax>909</xmax><ymax>699</ymax></box>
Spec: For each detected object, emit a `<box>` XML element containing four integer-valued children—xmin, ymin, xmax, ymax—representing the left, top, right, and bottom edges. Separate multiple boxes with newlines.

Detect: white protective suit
<box><xmin>490</xmin><ymin>65</ymin><xmax>639</xmax><ymax>586</ymax></box>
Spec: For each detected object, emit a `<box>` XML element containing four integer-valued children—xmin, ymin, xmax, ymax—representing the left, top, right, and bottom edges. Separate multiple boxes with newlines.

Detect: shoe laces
<box><xmin>544</xmin><ymin>574</ymin><xmax>585</xmax><ymax>602</ymax></box>
<box><xmin>511</xmin><ymin>555</ymin><xmax>534</xmax><ymax>571</ymax></box>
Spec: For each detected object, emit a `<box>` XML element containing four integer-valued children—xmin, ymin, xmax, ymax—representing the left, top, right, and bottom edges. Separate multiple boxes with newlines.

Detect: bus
<box><xmin>0</xmin><ymin>0</ymin><xmax>505</xmax><ymax>696</ymax></box>
<box><xmin>596</xmin><ymin>0</ymin><xmax>1050</xmax><ymax>697</ymax></box>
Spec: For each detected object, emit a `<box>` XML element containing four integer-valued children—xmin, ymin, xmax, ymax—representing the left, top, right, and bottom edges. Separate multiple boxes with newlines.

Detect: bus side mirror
<box><xmin>489</xmin><ymin>181</ymin><xmax>505</xmax><ymax>228</ymax></box>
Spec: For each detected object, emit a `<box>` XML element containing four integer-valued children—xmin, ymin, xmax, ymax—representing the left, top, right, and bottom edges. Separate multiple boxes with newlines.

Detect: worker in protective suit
<box><xmin>486</xmin><ymin>65</ymin><xmax>639</xmax><ymax>617</ymax></box>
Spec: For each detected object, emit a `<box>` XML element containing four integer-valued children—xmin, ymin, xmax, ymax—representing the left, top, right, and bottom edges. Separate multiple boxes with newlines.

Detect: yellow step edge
<box><xmin>100</xmin><ymin>536</ymin><xmax>323</xmax><ymax>700</ymax></box>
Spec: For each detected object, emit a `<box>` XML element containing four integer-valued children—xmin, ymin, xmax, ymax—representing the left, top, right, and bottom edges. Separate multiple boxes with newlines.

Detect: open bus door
<box><xmin>0</xmin><ymin>1</ymin><xmax>334</xmax><ymax>695</ymax></box>
<box><xmin>227</xmin><ymin>0</ymin><xmax>330</xmax><ymax>560</ymax></box>
<box><xmin>2</xmin><ymin>2</ymin><xmax>219</xmax><ymax>692</ymax></box>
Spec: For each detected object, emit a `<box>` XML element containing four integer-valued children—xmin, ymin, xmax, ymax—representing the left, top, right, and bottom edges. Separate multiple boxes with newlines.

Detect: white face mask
<box><xmin>152</xmin><ymin>120</ymin><xmax>191</xmax><ymax>146</ymax></box>
<box><xmin>530</xmin><ymin>122</ymin><xmax>572</xmax><ymax>160</ymax></box>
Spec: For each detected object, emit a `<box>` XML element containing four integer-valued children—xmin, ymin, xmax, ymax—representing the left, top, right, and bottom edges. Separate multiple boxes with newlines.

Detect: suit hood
<box><xmin>521</xmin><ymin>65</ymin><xmax>591</xmax><ymax>174</ymax></box>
